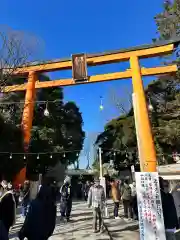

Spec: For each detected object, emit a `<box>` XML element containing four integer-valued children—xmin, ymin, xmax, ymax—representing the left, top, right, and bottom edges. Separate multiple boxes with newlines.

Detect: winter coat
<box><xmin>60</xmin><ymin>183</ymin><xmax>72</xmax><ymax>202</ymax></box>
<box><xmin>171</xmin><ymin>184</ymin><xmax>180</xmax><ymax>219</ymax></box>
<box><xmin>0</xmin><ymin>191</ymin><xmax>16</xmax><ymax>231</ymax></box>
<box><xmin>19</xmin><ymin>185</ymin><xmax>56</xmax><ymax>240</ymax></box>
<box><xmin>111</xmin><ymin>182</ymin><xmax>121</xmax><ymax>202</ymax></box>
<box><xmin>161</xmin><ymin>190</ymin><xmax>179</xmax><ymax>230</ymax></box>
<box><xmin>129</xmin><ymin>184</ymin><xmax>136</xmax><ymax>197</ymax></box>
<box><xmin>87</xmin><ymin>184</ymin><xmax>105</xmax><ymax>209</ymax></box>
<box><xmin>83</xmin><ymin>184</ymin><xmax>90</xmax><ymax>195</ymax></box>
<box><xmin>121</xmin><ymin>183</ymin><xmax>132</xmax><ymax>201</ymax></box>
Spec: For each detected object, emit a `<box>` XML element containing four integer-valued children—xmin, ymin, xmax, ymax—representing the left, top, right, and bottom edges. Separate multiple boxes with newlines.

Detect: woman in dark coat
<box><xmin>19</xmin><ymin>185</ymin><xmax>57</xmax><ymax>240</ymax></box>
<box><xmin>0</xmin><ymin>182</ymin><xmax>16</xmax><ymax>233</ymax></box>
<box><xmin>159</xmin><ymin>177</ymin><xmax>179</xmax><ymax>231</ymax></box>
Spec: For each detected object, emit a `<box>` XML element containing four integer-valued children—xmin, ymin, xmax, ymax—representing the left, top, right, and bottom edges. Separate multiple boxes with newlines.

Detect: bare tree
<box><xmin>0</xmin><ymin>25</ymin><xmax>44</xmax><ymax>89</ymax></box>
<box><xmin>108</xmin><ymin>86</ymin><xmax>132</xmax><ymax>115</ymax></box>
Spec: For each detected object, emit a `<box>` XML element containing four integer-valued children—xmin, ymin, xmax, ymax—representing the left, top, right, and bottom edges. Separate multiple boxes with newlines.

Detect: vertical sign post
<box><xmin>99</xmin><ymin>147</ymin><xmax>103</xmax><ymax>179</ymax></box>
<box><xmin>98</xmin><ymin>147</ymin><xmax>106</xmax><ymax>198</ymax></box>
<box><xmin>135</xmin><ymin>172</ymin><xmax>166</xmax><ymax>240</ymax></box>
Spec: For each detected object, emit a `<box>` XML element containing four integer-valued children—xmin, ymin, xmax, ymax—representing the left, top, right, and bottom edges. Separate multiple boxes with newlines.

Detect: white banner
<box><xmin>135</xmin><ymin>172</ymin><xmax>166</xmax><ymax>240</ymax></box>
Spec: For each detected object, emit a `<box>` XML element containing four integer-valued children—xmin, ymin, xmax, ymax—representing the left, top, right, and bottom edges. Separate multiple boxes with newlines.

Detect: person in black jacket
<box><xmin>83</xmin><ymin>181</ymin><xmax>91</xmax><ymax>201</ymax></box>
<box><xmin>19</xmin><ymin>185</ymin><xmax>56</xmax><ymax>240</ymax></box>
<box><xmin>60</xmin><ymin>176</ymin><xmax>72</xmax><ymax>222</ymax></box>
<box><xmin>0</xmin><ymin>181</ymin><xmax>16</xmax><ymax>233</ymax></box>
<box><xmin>159</xmin><ymin>177</ymin><xmax>179</xmax><ymax>231</ymax></box>
<box><xmin>20</xmin><ymin>181</ymin><xmax>30</xmax><ymax>217</ymax></box>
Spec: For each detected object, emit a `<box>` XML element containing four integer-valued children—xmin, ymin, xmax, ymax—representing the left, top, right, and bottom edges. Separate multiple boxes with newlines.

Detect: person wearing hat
<box><xmin>0</xmin><ymin>180</ymin><xmax>16</xmax><ymax>234</ymax></box>
<box><xmin>87</xmin><ymin>176</ymin><xmax>106</xmax><ymax>233</ymax></box>
<box><xmin>59</xmin><ymin>176</ymin><xmax>72</xmax><ymax>222</ymax></box>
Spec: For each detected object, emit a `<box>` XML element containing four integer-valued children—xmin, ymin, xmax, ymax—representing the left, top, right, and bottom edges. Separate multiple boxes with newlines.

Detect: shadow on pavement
<box><xmin>108</xmin><ymin>224</ymin><xmax>139</xmax><ymax>240</ymax></box>
<box><xmin>56</xmin><ymin>214</ymin><xmax>93</xmax><ymax>226</ymax></box>
<box><xmin>71</xmin><ymin>210</ymin><xmax>92</xmax><ymax>218</ymax></box>
<box><xmin>110</xmin><ymin>224</ymin><xmax>139</xmax><ymax>233</ymax></box>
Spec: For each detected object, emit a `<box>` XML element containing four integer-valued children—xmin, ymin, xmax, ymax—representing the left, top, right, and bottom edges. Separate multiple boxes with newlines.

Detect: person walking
<box><xmin>87</xmin><ymin>177</ymin><xmax>105</xmax><ymax>233</ymax></box>
<box><xmin>159</xmin><ymin>177</ymin><xmax>179</xmax><ymax>239</ymax></box>
<box><xmin>14</xmin><ymin>185</ymin><xmax>21</xmax><ymax>208</ymax></box>
<box><xmin>83</xmin><ymin>181</ymin><xmax>91</xmax><ymax>201</ymax></box>
<box><xmin>121</xmin><ymin>179</ymin><xmax>132</xmax><ymax>220</ymax></box>
<box><xmin>18</xmin><ymin>185</ymin><xmax>56</xmax><ymax>240</ymax></box>
<box><xmin>0</xmin><ymin>181</ymin><xmax>16</xmax><ymax>234</ymax></box>
<box><xmin>20</xmin><ymin>181</ymin><xmax>30</xmax><ymax>218</ymax></box>
<box><xmin>60</xmin><ymin>176</ymin><xmax>73</xmax><ymax>222</ymax></box>
<box><xmin>129</xmin><ymin>181</ymin><xmax>137</xmax><ymax>219</ymax></box>
<box><xmin>110</xmin><ymin>179</ymin><xmax>121</xmax><ymax>219</ymax></box>
<box><xmin>77</xmin><ymin>181</ymin><xmax>83</xmax><ymax>200</ymax></box>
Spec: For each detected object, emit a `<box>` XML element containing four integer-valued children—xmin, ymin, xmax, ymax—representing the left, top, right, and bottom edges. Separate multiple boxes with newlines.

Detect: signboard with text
<box><xmin>72</xmin><ymin>53</ymin><xmax>87</xmax><ymax>81</ymax></box>
<box><xmin>135</xmin><ymin>172</ymin><xmax>166</xmax><ymax>240</ymax></box>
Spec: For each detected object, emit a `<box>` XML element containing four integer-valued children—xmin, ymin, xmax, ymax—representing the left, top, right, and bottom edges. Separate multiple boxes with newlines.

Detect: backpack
<box><xmin>122</xmin><ymin>185</ymin><xmax>131</xmax><ymax>200</ymax></box>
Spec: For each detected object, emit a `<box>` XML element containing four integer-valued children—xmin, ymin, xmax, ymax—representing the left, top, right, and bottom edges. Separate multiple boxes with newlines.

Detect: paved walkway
<box><xmin>10</xmin><ymin>200</ymin><xmax>139</xmax><ymax>240</ymax></box>
<box><xmin>104</xmin><ymin>201</ymin><xmax>139</xmax><ymax>240</ymax></box>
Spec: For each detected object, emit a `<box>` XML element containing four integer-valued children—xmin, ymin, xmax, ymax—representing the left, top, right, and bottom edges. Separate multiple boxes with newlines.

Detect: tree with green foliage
<box><xmin>0</xmin><ymin>116</ymin><xmax>24</xmax><ymax>180</ymax></box>
<box><xmin>154</xmin><ymin>0</ymin><xmax>180</xmax><ymax>41</ymax></box>
<box><xmin>0</xmin><ymin>83</ymin><xmax>85</xmax><ymax>178</ymax></box>
<box><xmin>95</xmin><ymin>112</ymin><xmax>138</xmax><ymax>171</ymax></box>
<box><xmin>28</xmin><ymin>87</ymin><xmax>85</xmax><ymax>176</ymax></box>
<box><xmin>149</xmin><ymin>0</ymin><xmax>180</xmax><ymax>162</ymax></box>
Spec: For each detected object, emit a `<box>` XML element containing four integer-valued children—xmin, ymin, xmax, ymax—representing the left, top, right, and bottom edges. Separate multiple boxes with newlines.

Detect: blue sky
<box><xmin>1</xmin><ymin>0</ymin><xmax>164</xmax><ymax>167</ymax></box>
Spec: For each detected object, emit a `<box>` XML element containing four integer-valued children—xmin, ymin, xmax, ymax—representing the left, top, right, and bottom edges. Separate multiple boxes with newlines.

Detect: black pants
<box><xmin>60</xmin><ymin>200</ymin><xmax>72</xmax><ymax>220</ymax></box>
<box><xmin>132</xmin><ymin>196</ymin><xmax>138</xmax><ymax>219</ymax></box>
<box><xmin>93</xmin><ymin>207</ymin><xmax>102</xmax><ymax>231</ymax></box>
<box><xmin>114</xmin><ymin>202</ymin><xmax>119</xmax><ymax>217</ymax></box>
<box><xmin>84</xmin><ymin>192</ymin><xmax>88</xmax><ymax>201</ymax></box>
<box><xmin>123</xmin><ymin>199</ymin><xmax>133</xmax><ymax>218</ymax></box>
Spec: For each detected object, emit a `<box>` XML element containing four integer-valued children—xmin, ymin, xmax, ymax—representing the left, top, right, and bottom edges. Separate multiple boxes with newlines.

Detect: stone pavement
<box><xmin>10</xmin><ymin>200</ymin><xmax>139</xmax><ymax>240</ymax></box>
<box><xmin>104</xmin><ymin>201</ymin><xmax>139</xmax><ymax>240</ymax></box>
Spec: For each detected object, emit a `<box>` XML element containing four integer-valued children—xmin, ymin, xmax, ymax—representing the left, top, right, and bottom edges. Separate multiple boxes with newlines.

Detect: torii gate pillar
<box><xmin>14</xmin><ymin>71</ymin><xmax>36</xmax><ymax>185</ymax></box>
<box><xmin>130</xmin><ymin>56</ymin><xmax>156</xmax><ymax>172</ymax></box>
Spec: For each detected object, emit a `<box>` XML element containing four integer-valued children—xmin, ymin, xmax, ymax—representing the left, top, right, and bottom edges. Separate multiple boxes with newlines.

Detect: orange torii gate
<box><xmin>3</xmin><ymin>39</ymin><xmax>179</xmax><ymax>183</ymax></box>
